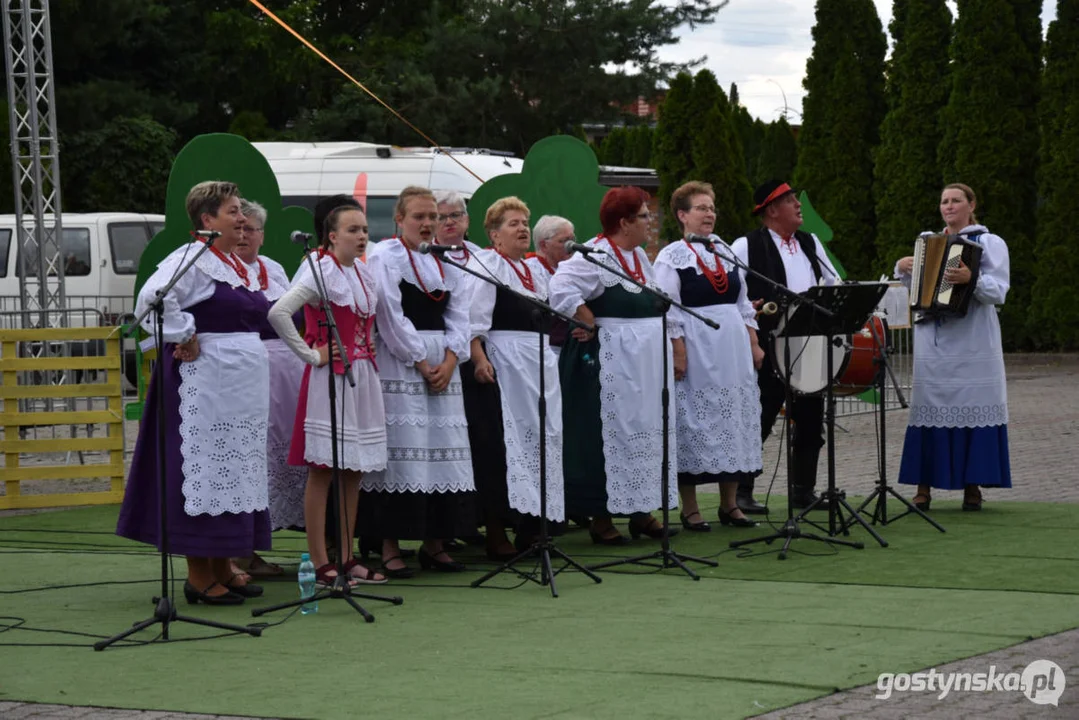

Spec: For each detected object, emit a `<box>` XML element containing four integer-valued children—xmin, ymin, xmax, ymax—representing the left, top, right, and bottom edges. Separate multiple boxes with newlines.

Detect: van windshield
<box><xmin>108</xmin><ymin>223</ymin><xmax>152</xmax><ymax>275</ymax></box>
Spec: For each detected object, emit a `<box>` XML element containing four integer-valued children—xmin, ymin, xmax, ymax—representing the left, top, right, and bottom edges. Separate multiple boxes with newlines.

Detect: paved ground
<box><xmin>1</xmin><ymin>355</ymin><xmax>1077</xmax><ymax>718</ymax></box>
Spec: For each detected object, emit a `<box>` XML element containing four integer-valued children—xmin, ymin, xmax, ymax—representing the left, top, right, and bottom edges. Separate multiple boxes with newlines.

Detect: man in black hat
<box><xmin>730</xmin><ymin>180</ymin><xmax>841</xmax><ymax>513</ymax></box>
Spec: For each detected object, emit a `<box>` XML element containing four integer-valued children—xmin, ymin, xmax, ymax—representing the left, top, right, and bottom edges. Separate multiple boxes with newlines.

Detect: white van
<box><xmin>0</xmin><ymin>212</ymin><xmax>165</xmax><ymax>324</ymax></box>
<box><xmin>253</xmin><ymin>142</ymin><xmax>524</xmax><ymax>240</ymax></box>
<box><xmin>253</xmin><ymin>141</ymin><xmax>658</xmax><ymax>240</ymax></box>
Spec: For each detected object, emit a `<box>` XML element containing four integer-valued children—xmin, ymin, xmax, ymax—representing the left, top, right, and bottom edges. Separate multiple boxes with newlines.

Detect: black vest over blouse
<box><xmin>491</xmin><ymin>285</ymin><xmax>543</xmax><ymax>333</ymax></box>
<box><xmin>398</xmin><ymin>281</ymin><xmax>449</xmax><ymax>331</ymax></box>
<box><xmin>744</xmin><ymin>227</ymin><xmax>823</xmax><ymax>336</ymax></box>
<box><xmin>675</xmin><ymin>263</ymin><xmax>743</xmax><ymax>308</ymax></box>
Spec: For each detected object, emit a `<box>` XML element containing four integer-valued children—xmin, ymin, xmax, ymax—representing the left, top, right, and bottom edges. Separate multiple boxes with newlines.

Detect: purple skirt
<box><xmin>116</xmin><ymin>347</ymin><xmax>271</xmax><ymax>558</ymax></box>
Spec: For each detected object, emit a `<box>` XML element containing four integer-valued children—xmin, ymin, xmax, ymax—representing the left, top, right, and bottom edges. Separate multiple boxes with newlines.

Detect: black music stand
<box><xmin>852</xmin><ymin>317</ymin><xmax>947</xmax><ymax>533</ymax></box>
<box><xmin>787</xmin><ymin>283</ymin><xmax>890</xmax><ymax>547</ymax></box>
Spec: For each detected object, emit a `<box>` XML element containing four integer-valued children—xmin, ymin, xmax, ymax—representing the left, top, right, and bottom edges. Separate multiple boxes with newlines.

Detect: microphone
<box><xmin>290</xmin><ymin>230</ymin><xmax>315</xmax><ymax>245</ymax></box>
<box><xmin>418</xmin><ymin>242</ymin><xmax>463</xmax><ymax>255</ymax></box>
<box><xmin>564</xmin><ymin>240</ymin><xmax>606</xmax><ymax>256</ymax></box>
<box><xmin>193</xmin><ymin>230</ymin><xmax>221</xmax><ymax>240</ymax></box>
<box><xmin>684</xmin><ymin>233</ymin><xmax>714</xmax><ymax>246</ymax></box>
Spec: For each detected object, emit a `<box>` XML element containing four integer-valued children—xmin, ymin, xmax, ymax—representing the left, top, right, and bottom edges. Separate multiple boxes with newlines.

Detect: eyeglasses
<box><xmin>636</xmin><ymin>212</ymin><xmax>652</xmax><ymax>221</ymax></box>
<box><xmin>243</xmin><ymin>226</ymin><xmax>264</xmax><ymax>233</ymax></box>
<box><xmin>691</xmin><ymin>205</ymin><xmax>716</xmax><ymax>214</ymax></box>
<box><xmin>438</xmin><ymin>211</ymin><xmax>466</xmax><ymax>223</ymax></box>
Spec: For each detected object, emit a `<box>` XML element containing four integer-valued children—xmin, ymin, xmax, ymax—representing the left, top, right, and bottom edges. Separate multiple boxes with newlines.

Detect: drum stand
<box><xmin>437</xmin><ymin>255</ymin><xmax>602</xmax><ymax>597</ymax></box>
<box><xmin>851</xmin><ymin>321</ymin><xmax>946</xmax><ymax>532</ymax></box>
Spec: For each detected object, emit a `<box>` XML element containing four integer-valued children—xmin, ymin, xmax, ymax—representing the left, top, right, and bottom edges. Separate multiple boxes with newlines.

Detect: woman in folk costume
<box><xmin>117</xmin><ymin>181</ymin><xmax>270</xmax><ymax>605</ymax></box>
<box><xmin>434</xmin><ymin>189</ymin><xmax>494</xmax><ymax>549</ymax></box>
<box><xmin>468</xmin><ymin>197</ymin><xmax>565</xmax><ymax>559</ymax></box>
<box><xmin>359</xmin><ymin>186</ymin><xmax>477</xmax><ymax>577</ymax></box>
<box><xmin>894</xmin><ymin>183</ymin><xmax>1011</xmax><ymax>511</ymax></box>
<box><xmin>268</xmin><ymin>205</ymin><xmax>388</xmax><ymax>586</ymax></box>
<box><xmin>549</xmin><ymin>186</ymin><xmax>679</xmax><ymax>545</ymax></box>
<box><xmin>654</xmin><ymin>182</ymin><xmax>763</xmax><ymax>532</ymax></box>
<box><xmin>219</xmin><ymin>199</ymin><xmax>305</xmax><ymax>583</ymax></box>
<box><xmin>525</xmin><ymin>215</ymin><xmax>575</xmax><ymax>357</ymax></box>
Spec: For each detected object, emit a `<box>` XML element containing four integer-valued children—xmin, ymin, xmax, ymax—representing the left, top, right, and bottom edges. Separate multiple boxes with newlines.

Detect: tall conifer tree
<box><xmin>1031</xmin><ymin>0</ymin><xmax>1079</xmax><ymax>349</ymax></box>
<box><xmin>691</xmin><ymin>75</ymin><xmax>753</xmax><ymax>241</ymax></box>
<box><xmin>756</xmin><ymin>117</ymin><xmax>798</xmax><ymax>188</ymax></box>
<box><xmin>794</xmin><ymin>0</ymin><xmax>887</xmax><ymax>279</ymax></box>
<box><xmin>939</xmin><ymin>0</ymin><xmax>1041</xmax><ymax>346</ymax></box>
<box><xmin>873</xmin><ymin>0</ymin><xmax>953</xmax><ymax>272</ymax></box>
<box><xmin>653</xmin><ymin>72</ymin><xmax>696</xmax><ymax>241</ymax></box>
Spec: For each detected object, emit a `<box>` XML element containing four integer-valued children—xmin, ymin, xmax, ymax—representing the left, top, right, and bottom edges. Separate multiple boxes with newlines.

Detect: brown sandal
<box><xmin>315</xmin><ymin>562</ymin><xmax>359</xmax><ymax>589</ymax></box>
<box><xmin>912</xmin><ymin>493</ymin><xmax>931</xmax><ymax>511</ymax></box>
<box><xmin>962</xmin><ymin>486</ymin><xmax>982</xmax><ymax>512</ymax></box>
<box><xmin>343</xmin><ymin>557</ymin><xmax>388</xmax><ymax>585</ymax></box>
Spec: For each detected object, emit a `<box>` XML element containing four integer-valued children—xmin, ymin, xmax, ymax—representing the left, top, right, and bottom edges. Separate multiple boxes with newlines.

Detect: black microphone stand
<box><xmin>573</xmin><ymin>248</ymin><xmax>719</xmax><ymax>580</ymax></box>
<box><xmin>253</xmin><ymin>239</ymin><xmax>402</xmax><ymax>621</ymax></box>
<box><xmin>97</xmin><ymin>234</ymin><xmax>261</xmax><ymax>650</ymax></box>
<box><xmin>714</xmin><ymin>242</ymin><xmax>866</xmax><ymax>559</ymax></box>
<box><xmin>852</xmin><ymin>319</ymin><xmax>946</xmax><ymax>532</ymax></box>
<box><xmin>434</xmin><ymin>252</ymin><xmax>602</xmax><ymax>597</ymax></box>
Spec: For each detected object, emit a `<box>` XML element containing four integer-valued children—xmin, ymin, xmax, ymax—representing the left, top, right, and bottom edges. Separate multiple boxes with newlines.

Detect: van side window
<box><xmin>0</xmin><ymin>229</ymin><xmax>10</xmax><ymax>278</ymax></box>
<box><xmin>282</xmin><ymin>195</ymin><xmax>398</xmax><ymax>243</ymax></box>
<box><xmin>108</xmin><ymin>223</ymin><xmax>152</xmax><ymax>275</ymax></box>
<box><xmin>18</xmin><ymin>228</ymin><xmax>91</xmax><ymax>277</ymax></box>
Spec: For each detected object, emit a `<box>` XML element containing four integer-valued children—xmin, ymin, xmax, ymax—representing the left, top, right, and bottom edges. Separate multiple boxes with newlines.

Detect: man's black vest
<box><xmin>744</xmin><ymin>227</ymin><xmax>824</xmax><ymax>336</ymax></box>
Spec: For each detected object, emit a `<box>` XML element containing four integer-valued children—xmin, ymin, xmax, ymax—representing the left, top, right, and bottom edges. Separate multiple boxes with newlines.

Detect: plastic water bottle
<box><xmin>298</xmin><ymin>552</ymin><xmax>318</xmax><ymax>615</ymax></box>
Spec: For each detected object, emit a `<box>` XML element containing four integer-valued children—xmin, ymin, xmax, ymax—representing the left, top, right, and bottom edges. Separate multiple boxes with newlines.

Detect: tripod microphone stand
<box><xmin>253</xmin><ymin>240</ymin><xmax>402</xmax><ymax>622</ymax></box>
<box><xmin>852</xmin><ymin>319</ymin><xmax>946</xmax><ymax>532</ymax></box>
<box><xmin>97</xmin><ymin>232</ymin><xmax>261</xmax><ymax>650</ymax></box>
<box><xmin>574</xmin><ymin>247</ymin><xmax>719</xmax><ymax>580</ymax></box>
<box><xmin>433</xmin><ymin>252</ymin><xmax>602</xmax><ymax>597</ymax></box>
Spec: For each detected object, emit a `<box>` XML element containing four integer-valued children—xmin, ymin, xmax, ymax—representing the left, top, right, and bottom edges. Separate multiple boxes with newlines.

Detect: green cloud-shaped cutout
<box><xmin>466</xmin><ymin>136</ymin><xmax>609</xmax><ymax>247</ymax></box>
<box><xmin>134</xmin><ymin>133</ymin><xmax>314</xmax><ymax>298</ymax></box>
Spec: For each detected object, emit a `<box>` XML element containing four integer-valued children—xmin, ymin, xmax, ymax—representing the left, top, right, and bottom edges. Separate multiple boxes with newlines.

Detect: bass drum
<box><xmin>770</xmin><ymin>312</ymin><xmax>887</xmax><ymax>396</ymax></box>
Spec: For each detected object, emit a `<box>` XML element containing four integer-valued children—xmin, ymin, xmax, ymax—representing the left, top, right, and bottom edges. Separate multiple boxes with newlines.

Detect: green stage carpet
<box><xmin>1</xmin><ymin>500</ymin><xmax>1077</xmax><ymax>719</ymax></box>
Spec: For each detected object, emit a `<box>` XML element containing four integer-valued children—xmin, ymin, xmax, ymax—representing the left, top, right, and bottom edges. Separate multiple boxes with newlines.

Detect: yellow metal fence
<box><xmin>0</xmin><ymin>326</ymin><xmax>126</xmax><ymax>509</ymax></box>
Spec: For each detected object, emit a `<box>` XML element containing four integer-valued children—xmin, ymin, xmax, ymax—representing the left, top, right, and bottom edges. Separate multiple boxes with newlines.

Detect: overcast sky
<box><xmin>657</xmin><ymin>0</ymin><xmax>1059</xmax><ymax>123</ymax></box>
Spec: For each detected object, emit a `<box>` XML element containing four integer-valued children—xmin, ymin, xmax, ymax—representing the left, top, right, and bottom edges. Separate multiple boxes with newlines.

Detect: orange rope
<box><xmin>247</xmin><ymin>0</ymin><xmax>485</xmax><ymax>184</ymax></box>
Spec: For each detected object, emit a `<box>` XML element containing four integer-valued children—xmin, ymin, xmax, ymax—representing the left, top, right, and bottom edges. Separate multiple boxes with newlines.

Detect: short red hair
<box><xmin>599</xmin><ymin>186</ymin><xmax>650</xmax><ymax>237</ymax></box>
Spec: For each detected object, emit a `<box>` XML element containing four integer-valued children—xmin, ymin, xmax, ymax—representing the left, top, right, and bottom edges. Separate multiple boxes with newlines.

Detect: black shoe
<box><xmin>912</xmin><ymin>492</ymin><xmax>931</xmax><ymax>511</ymax></box>
<box><xmin>380</xmin><ymin>556</ymin><xmax>415</xmax><ymax>579</ymax></box>
<box><xmin>486</xmin><ymin>547</ymin><xmax>519</xmax><ymax>562</ymax></box>
<box><xmin>717</xmin><ymin>507</ymin><xmax>759</xmax><ymax>528</ymax></box>
<box><xmin>792</xmin><ymin>490</ymin><xmax>833</xmax><ymax>510</ymax></box>
<box><xmin>628</xmin><ymin>518</ymin><xmax>680</xmax><ymax>540</ymax></box>
<box><xmin>418</xmin><ymin>548</ymin><xmax>467</xmax><ymax>572</ymax></box>
<box><xmin>459</xmin><ymin>534</ymin><xmax>487</xmax><ymax>547</ymax></box>
<box><xmin>962</xmin><ymin>486</ymin><xmax>983</xmax><ymax>512</ymax></box>
<box><xmin>737</xmin><ymin>493</ymin><xmax>769</xmax><ymax>515</ymax></box>
<box><xmin>225</xmin><ymin>579</ymin><xmax>264</xmax><ymax>598</ymax></box>
<box><xmin>183</xmin><ymin>581</ymin><xmax>245</xmax><ymax>606</ymax></box>
<box><xmin>589</xmin><ymin>528</ymin><xmax>630</xmax><ymax>546</ymax></box>
<box><xmin>679</xmin><ymin>511</ymin><xmax>712</xmax><ymax>532</ymax></box>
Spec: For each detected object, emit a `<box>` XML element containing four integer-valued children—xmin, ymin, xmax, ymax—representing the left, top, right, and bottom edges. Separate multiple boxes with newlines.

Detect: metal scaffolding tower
<box><xmin>3</xmin><ymin>0</ymin><xmax>66</xmax><ymax>328</ymax></box>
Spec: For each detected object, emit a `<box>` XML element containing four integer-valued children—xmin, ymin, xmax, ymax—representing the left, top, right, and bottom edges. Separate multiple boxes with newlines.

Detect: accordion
<box><xmin>909</xmin><ymin>233</ymin><xmax>983</xmax><ymax>318</ymax></box>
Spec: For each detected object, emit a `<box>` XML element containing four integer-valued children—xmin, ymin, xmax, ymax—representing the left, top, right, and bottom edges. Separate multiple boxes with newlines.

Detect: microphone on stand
<box><xmin>684</xmin><ymin>233</ymin><xmax>715</xmax><ymax>247</ymax></box>
<box><xmin>192</xmin><ymin>230</ymin><xmax>221</xmax><ymax>240</ymax></box>
<box><xmin>290</xmin><ymin>230</ymin><xmax>315</xmax><ymax>245</ymax></box>
<box><xmin>564</xmin><ymin>240</ymin><xmax>607</xmax><ymax>256</ymax></box>
<box><xmin>418</xmin><ymin>242</ymin><xmax>464</xmax><ymax>255</ymax></box>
